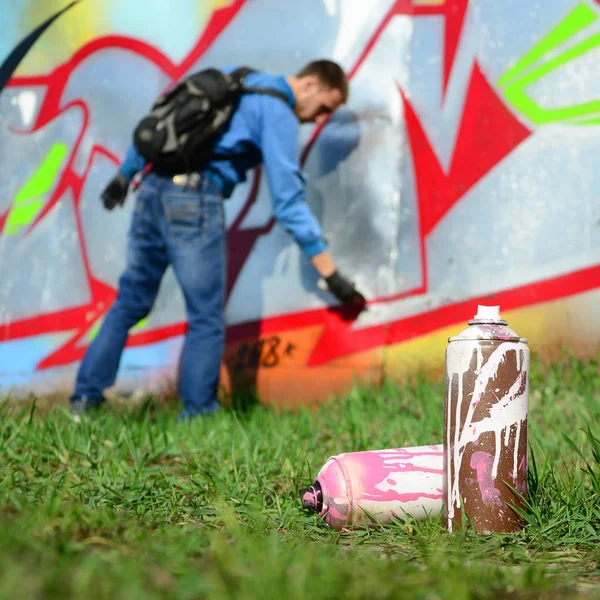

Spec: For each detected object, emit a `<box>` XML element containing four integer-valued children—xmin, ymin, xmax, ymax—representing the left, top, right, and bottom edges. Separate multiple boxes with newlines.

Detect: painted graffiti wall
<box><xmin>0</xmin><ymin>0</ymin><xmax>598</xmax><ymax>406</ymax></box>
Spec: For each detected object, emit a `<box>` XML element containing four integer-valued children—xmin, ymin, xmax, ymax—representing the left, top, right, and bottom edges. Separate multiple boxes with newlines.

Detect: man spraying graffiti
<box><xmin>69</xmin><ymin>59</ymin><xmax>366</xmax><ymax>420</ymax></box>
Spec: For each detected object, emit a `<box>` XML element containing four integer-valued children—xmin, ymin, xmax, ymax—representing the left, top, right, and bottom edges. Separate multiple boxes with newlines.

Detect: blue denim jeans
<box><xmin>71</xmin><ymin>171</ymin><xmax>226</xmax><ymax>418</ymax></box>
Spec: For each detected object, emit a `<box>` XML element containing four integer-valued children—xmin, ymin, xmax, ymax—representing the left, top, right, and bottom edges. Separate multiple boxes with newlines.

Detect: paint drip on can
<box><xmin>443</xmin><ymin>305</ymin><xmax>529</xmax><ymax>534</ymax></box>
<box><xmin>300</xmin><ymin>444</ymin><xmax>444</xmax><ymax>529</ymax></box>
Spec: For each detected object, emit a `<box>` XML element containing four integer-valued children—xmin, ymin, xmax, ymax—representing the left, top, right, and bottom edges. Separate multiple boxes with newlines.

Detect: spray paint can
<box><xmin>300</xmin><ymin>444</ymin><xmax>443</xmax><ymax>529</ymax></box>
<box><xmin>443</xmin><ymin>305</ymin><xmax>529</xmax><ymax>534</ymax></box>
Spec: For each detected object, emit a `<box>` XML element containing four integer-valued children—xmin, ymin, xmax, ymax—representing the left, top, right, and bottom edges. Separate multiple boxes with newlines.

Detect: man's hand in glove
<box><xmin>101</xmin><ymin>172</ymin><xmax>130</xmax><ymax>210</ymax></box>
<box><xmin>324</xmin><ymin>270</ymin><xmax>366</xmax><ymax>307</ymax></box>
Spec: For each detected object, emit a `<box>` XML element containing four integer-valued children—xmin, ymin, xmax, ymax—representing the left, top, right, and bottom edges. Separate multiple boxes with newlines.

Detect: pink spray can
<box><xmin>301</xmin><ymin>445</ymin><xmax>444</xmax><ymax>529</ymax></box>
<box><xmin>443</xmin><ymin>305</ymin><xmax>529</xmax><ymax>534</ymax></box>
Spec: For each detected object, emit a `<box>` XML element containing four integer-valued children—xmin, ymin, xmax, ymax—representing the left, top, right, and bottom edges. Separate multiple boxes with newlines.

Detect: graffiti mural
<box><xmin>0</xmin><ymin>0</ymin><xmax>598</xmax><ymax>405</ymax></box>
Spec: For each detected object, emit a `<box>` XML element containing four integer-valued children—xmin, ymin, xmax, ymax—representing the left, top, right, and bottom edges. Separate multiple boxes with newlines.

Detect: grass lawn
<box><xmin>1</xmin><ymin>354</ymin><xmax>599</xmax><ymax>599</ymax></box>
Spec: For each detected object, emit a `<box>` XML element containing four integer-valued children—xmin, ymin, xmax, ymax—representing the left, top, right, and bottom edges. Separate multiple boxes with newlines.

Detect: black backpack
<box><xmin>132</xmin><ymin>66</ymin><xmax>290</xmax><ymax>173</ymax></box>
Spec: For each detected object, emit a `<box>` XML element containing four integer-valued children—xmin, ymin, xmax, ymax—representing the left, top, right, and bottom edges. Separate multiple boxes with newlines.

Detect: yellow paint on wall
<box><xmin>384</xmin><ymin>290</ymin><xmax>600</xmax><ymax>383</ymax></box>
<box><xmin>412</xmin><ymin>0</ymin><xmax>445</xmax><ymax>5</ymax></box>
<box><xmin>213</xmin><ymin>0</ymin><xmax>235</xmax><ymax>8</ymax></box>
<box><xmin>15</xmin><ymin>0</ymin><xmax>109</xmax><ymax>76</ymax></box>
<box><xmin>12</xmin><ymin>0</ymin><xmax>235</xmax><ymax>76</ymax></box>
<box><xmin>384</xmin><ymin>323</ymin><xmax>455</xmax><ymax>382</ymax></box>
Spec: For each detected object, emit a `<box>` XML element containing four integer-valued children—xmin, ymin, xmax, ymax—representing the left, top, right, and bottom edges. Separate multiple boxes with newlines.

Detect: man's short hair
<box><xmin>296</xmin><ymin>59</ymin><xmax>349</xmax><ymax>103</ymax></box>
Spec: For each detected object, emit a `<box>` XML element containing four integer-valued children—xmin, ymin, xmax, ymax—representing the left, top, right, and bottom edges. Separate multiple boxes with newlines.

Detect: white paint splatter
<box><xmin>446</xmin><ymin>387</ymin><xmax>453</xmax><ymax>532</ymax></box>
<box><xmin>445</xmin><ymin>340</ymin><xmax>529</xmax><ymax>528</ymax></box>
<box><xmin>513</xmin><ymin>423</ymin><xmax>521</xmax><ymax>480</ymax></box>
<box><xmin>446</xmin><ymin>340</ymin><xmax>478</xmax><ymax>529</ymax></box>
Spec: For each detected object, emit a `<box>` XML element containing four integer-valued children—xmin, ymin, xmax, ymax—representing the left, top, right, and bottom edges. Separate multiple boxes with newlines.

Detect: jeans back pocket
<box><xmin>164</xmin><ymin>192</ymin><xmax>207</xmax><ymax>246</ymax></box>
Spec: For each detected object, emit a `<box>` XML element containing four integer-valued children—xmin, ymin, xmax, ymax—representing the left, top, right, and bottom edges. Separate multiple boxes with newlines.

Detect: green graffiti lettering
<box><xmin>133</xmin><ymin>318</ymin><xmax>148</xmax><ymax>331</ymax></box>
<box><xmin>498</xmin><ymin>3</ymin><xmax>600</xmax><ymax>125</ymax></box>
<box><xmin>4</xmin><ymin>143</ymin><xmax>68</xmax><ymax>235</ymax></box>
<box><xmin>88</xmin><ymin>317</ymin><xmax>147</xmax><ymax>341</ymax></box>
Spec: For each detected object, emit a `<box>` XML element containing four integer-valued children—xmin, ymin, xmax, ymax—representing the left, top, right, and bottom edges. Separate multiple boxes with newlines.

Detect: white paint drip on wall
<box><xmin>12</xmin><ymin>91</ymin><xmax>37</xmax><ymax>127</ymax></box>
<box><xmin>323</xmin><ymin>0</ymin><xmax>337</xmax><ymax>17</ymax></box>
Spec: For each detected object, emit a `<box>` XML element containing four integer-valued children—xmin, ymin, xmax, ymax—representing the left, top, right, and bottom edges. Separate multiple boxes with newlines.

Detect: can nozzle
<box><xmin>475</xmin><ymin>305</ymin><xmax>500</xmax><ymax>320</ymax></box>
<box><xmin>300</xmin><ymin>481</ymin><xmax>323</xmax><ymax>513</ymax></box>
<box><xmin>469</xmin><ymin>304</ymin><xmax>508</xmax><ymax>325</ymax></box>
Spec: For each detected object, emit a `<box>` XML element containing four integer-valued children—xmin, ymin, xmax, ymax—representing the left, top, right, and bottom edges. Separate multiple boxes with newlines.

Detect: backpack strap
<box><xmin>230</xmin><ymin>66</ymin><xmax>255</xmax><ymax>83</ymax></box>
<box><xmin>201</xmin><ymin>67</ymin><xmax>293</xmax><ymax>168</ymax></box>
<box><xmin>230</xmin><ymin>66</ymin><xmax>292</xmax><ymax>106</ymax></box>
<box><xmin>241</xmin><ymin>86</ymin><xmax>291</xmax><ymax>105</ymax></box>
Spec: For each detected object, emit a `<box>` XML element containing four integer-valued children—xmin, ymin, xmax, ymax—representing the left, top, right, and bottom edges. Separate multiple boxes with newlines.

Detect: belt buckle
<box><xmin>173</xmin><ymin>173</ymin><xmax>201</xmax><ymax>188</ymax></box>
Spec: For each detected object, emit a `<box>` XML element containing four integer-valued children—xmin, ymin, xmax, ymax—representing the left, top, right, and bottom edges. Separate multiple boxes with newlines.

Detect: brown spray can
<box><xmin>443</xmin><ymin>305</ymin><xmax>529</xmax><ymax>534</ymax></box>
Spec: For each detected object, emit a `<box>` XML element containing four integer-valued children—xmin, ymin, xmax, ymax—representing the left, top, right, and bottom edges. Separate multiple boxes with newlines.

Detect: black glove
<box><xmin>324</xmin><ymin>270</ymin><xmax>366</xmax><ymax>306</ymax></box>
<box><xmin>101</xmin><ymin>172</ymin><xmax>130</xmax><ymax>210</ymax></box>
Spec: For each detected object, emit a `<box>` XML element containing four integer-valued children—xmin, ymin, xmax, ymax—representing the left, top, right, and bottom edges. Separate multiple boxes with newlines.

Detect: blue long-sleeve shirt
<box><xmin>120</xmin><ymin>69</ymin><xmax>327</xmax><ymax>258</ymax></box>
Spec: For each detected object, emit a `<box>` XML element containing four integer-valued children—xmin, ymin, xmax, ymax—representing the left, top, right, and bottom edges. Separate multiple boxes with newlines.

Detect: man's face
<box><xmin>294</xmin><ymin>76</ymin><xmax>344</xmax><ymax>124</ymax></box>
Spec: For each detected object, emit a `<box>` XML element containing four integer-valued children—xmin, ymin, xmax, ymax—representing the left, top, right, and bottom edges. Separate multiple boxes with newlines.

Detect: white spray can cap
<box><xmin>474</xmin><ymin>305</ymin><xmax>501</xmax><ymax>320</ymax></box>
<box><xmin>449</xmin><ymin>304</ymin><xmax>527</xmax><ymax>342</ymax></box>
